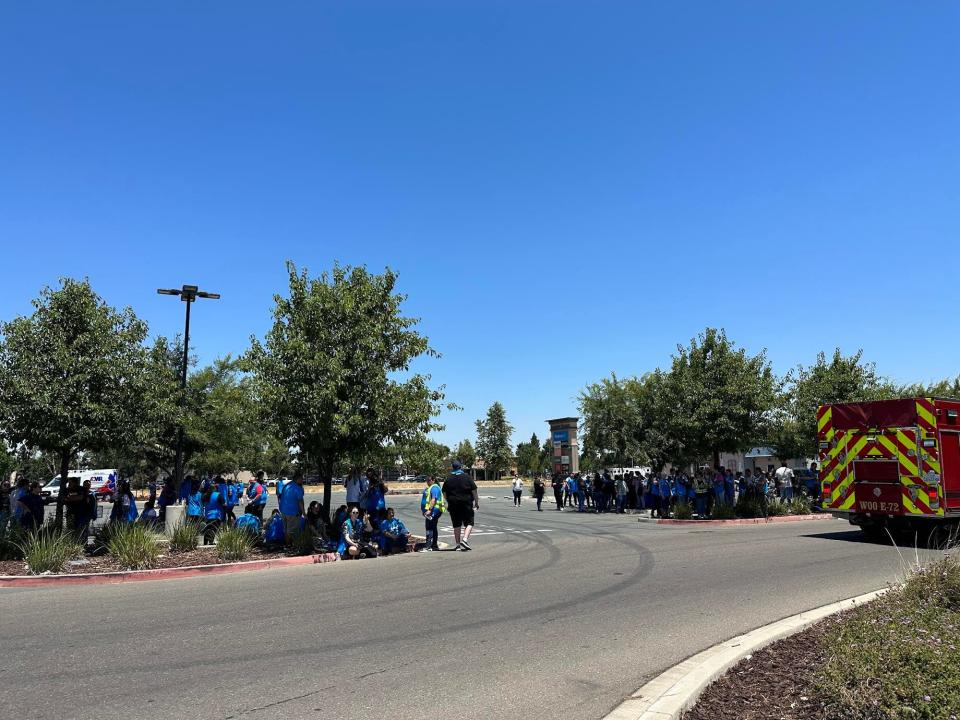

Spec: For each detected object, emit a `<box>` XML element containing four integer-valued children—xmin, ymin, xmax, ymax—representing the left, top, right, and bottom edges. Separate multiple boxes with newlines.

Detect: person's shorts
<box><xmin>447</xmin><ymin>502</ymin><xmax>475</xmax><ymax>529</ymax></box>
<box><xmin>282</xmin><ymin>513</ymin><xmax>301</xmax><ymax>536</ymax></box>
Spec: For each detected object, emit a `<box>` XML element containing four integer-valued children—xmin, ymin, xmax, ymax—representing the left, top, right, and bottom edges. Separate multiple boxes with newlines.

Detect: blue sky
<box><xmin>2</xmin><ymin>2</ymin><xmax>959</xmax><ymax>449</ymax></box>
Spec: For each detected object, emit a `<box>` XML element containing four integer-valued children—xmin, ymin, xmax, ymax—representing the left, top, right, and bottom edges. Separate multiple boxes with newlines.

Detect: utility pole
<box><xmin>157</xmin><ymin>285</ymin><xmax>220</xmax><ymax>492</ymax></box>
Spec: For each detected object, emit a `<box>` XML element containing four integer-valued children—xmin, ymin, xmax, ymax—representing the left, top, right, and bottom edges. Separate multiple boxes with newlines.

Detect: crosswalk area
<box><xmin>437</xmin><ymin>523</ymin><xmax>554</xmax><ymax>537</ymax></box>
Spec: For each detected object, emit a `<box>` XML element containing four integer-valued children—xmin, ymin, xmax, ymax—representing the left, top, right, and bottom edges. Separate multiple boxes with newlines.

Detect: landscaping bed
<box><xmin>0</xmin><ymin>546</ymin><xmax>291</xmax><ymax>576</ymax></box>
<box><xmin>683</xmin><ymin>553</ymin><xmax>960</xmax><ymax>720</ymax></box>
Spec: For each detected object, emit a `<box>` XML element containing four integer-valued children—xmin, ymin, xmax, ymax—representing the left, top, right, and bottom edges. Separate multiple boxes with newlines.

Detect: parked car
<box><xmin>397</xmin><ymin>474</ymin><xmax>417</xmax><ymax>483</ymax></box>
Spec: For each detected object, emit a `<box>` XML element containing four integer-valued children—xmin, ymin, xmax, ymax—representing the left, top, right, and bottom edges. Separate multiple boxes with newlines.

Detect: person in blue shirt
<box><xmin>201</xmin><ymin>482</ymin><xmax>225</xmax><ymax>545</ymax></box>
<box><xmin>712</xmin><ymin>468</ymin><xmax>727</xmax><ymax>513</ymax></box>
<box><xmin>185</xmin><ymin>476</ymin><xmax>203</xmax><ymax>524</ymax></box>
<box><xmin>658</xmin><ymin>472</ymin><xmax>673</xmax><ymax>518</ymax></box>
<box><xmin>234</xmin><ymin>508</ymin><xmax>262</xmax><ymax>538</ymax></box>
<box><xmin>278</xmin><ymin>472</ymin><xmax>305</xmax><ymax>544</ymax></box>
<box><xmin>379</xmin><ymin>507</ymin><xmax>410</xmax><ymax>555</ymax></box>
<box><xmin>725</xmin><ymin>469</ymin><xmax>737</xmax><ymax>505</ymax></box>
<box><xmin>245</xmin><ymin>472</ymin><xmax>268</xmax><ymax>521</ymax></box>
<box><xmin>337</xmin><ymin>506</ymin><xmax>363</xmax><ymax>559</ymax></box>
<box><xmin>216</xmin><ymin>475</ymin><xmax>238</xmax><ymax>525</ymax></box>
<box><xmin>420</xmin><ymin>475</ymin><xmax>443</xmax><ymax>552</ymax></box>
<box><xmin>365</xmin><ymin>477</ymin><xmax>387</xmax><ymax>529</ymax></box>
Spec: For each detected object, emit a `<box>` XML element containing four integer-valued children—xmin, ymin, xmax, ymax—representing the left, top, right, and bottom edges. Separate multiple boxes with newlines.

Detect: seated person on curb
<box><xmin>139</xmin><ymin>500</ymin><xmax>159</xmax><ymax>527</ymax></box>
<box><xmin>337</xmin><ymin>507</ymin><xmax>378</xmax><ymax>560</ymax></box>
<box><xmin>305</xmin><ymin>501</ymin><xmax>328</xmax><ymax>537</ymax></box>
<box><xmin>378</xmin><ymin>508</ymin><xmax>411</xmax><ymax>555</ymax></box>
<box><xmin>264</xmin><ymin>509</ymin><xmax>286</xmax><ymax>548</ymax></box>
<box><xmin>332</xmin><ymin>504</ymin><xmax>349</xmax><ymax>531</ymax></box>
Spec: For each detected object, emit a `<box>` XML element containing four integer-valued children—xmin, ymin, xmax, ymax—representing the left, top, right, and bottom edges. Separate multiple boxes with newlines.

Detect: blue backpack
<box><xmin>265</xmin><ymin>515</ymin><xmax>285</xmax><ymax>543</ymax></box>
<box><xmin>235</xmin><ymin>513</ymin><xmax>261</xmax><ymax>535</ymax></box>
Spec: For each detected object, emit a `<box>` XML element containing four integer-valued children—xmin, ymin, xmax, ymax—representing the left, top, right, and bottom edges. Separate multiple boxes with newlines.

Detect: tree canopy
<box><xmin>475</xmin><ymin>401</ymin><xmax>514</xmax><ymax>480</ymax></box>
<box><xmin>0</xmin><ymin>278</ymin><xmax>169</xmax><ymax>523</ymax></box>
<box><xmin>246</xmin><ymin>262</ymin><xmax>449</xmax><ymax>518</ymax></box>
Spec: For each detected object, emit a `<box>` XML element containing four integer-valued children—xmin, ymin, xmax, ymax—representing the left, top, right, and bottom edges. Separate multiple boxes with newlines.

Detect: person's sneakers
<box><xmin>459</xmin><ymin>539</ymin><xmax>472</xmax><ymax>551</ymax></box>
<box><xmin>417</xmin><ymin>547</ymin><xmax>433</xmax><ymax>553</ymax></box>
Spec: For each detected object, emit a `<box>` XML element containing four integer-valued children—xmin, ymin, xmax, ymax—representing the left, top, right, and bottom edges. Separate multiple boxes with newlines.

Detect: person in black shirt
<box><xmin>19</xmin><ymin>482</ymin><xmax>45</xmax><ymax>531</ymax></box>
<box><xmin>441</xmin><ymin>460</ymin><xmax>479</xmax><ymax>551</ymax></box>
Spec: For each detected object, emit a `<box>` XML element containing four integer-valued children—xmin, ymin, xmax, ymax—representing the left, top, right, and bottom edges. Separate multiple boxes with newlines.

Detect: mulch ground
<box><xmin>682</xmin><ymin>615</ymin><xmax>845</xmax><ymax>720</ymax></box>
<box><xmin>0</xmin><ymin>547</ymin><xmax>293</xmax><ymax>576</ymax></box>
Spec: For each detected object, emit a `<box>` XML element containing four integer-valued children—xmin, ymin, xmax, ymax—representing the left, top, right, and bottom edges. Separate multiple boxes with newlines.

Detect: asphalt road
<box><xmin>2</xmin><ymin>491</ymin><xmax>933</xmax><ymax>720</ymax></box>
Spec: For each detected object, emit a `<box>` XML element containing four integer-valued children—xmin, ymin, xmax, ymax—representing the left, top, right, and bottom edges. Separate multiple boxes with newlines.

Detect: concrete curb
<box><xmin>602</xmin><ymin>588</ymin><xmax>886</xmax><ymax>720</ymax></box>
<box><xmin>0</xmin><ymin>552</ymin><xmax>340</xmax><ymax>588</ymax></box>
<box><xmin>657</xmin><ymin>513</ymin><xmax>834</xmax><ymax>526</ymax></box>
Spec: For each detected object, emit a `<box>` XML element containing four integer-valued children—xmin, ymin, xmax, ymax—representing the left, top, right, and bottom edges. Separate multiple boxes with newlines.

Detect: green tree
<box><xmin>246</xmin><ymin>262</ymin><xmax>449</xmax><ymax>520</ymax></box>
<box><xmin>541</xmin><ymin>438</ymin><xmax>553</xmax><ymax>474</ymax></box>
<box><xmin>772</xmin><ymin>349</ymin><xmax>897</xmax><ymax>460</ymax></box>
<box><xmin>452</xmin><ymin>439</ymin><xmax>476</xmax><ymax>470</ymax></box>
<box><xmin>515</xmin><ymin>432</ymin><xmax>542</xmax><ymax>476</ymax></box>
<box><xmin>475</xmin><ymin>402</ymin><xmax>514</xmax><ymax>480</ymax></box>
<box><xmin>666</xmin><ymin>328</ymin><xmax>776</xmax><ymax>468</ymax></box>
<box><xmin>0</xmin><ymin>278</ymin><xmax>169</xmax><ymax>525</ymax></box>
<box><xmin>185</xmin><ymin>356</ymin><xmax>271</xmax><ymax>477</ymax></box>
<box><xmin>400</xmin><ymin>436</ymin><xmax>450</xmax><ymax>477</ymax></box>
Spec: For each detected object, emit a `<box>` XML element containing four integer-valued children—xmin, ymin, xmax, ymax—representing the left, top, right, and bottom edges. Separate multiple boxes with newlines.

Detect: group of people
<box><xmin>2</xmin><ymin>458</ymin><xmax>486</xmax><ymax>561</ymax></box>
<box><xmin>511</xmin><ymin>461</ymin><xmax>819</xmax><ymax>519</ymax></box>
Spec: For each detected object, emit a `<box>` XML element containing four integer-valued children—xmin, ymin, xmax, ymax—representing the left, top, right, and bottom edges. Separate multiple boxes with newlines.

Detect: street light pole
<box><xmin>157</xmin><ymin>285</ymin><xmax>220</xmax><ymax>493</ymax></box>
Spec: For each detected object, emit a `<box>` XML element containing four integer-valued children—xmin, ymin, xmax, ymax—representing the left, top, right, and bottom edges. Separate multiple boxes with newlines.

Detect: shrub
<box><xmin>672</xmin><ymin>502</ymin><xmax>694</xmax><ymax>520</ymax></box>
<box><xmin>169</xmin><ymin>519</ymin><xmax>201</xmax><ymax>553</ymax></box>
<box><xmin>710</xmin><ymin>502</ymin><xmax>736</xmax><ymax>520</ymax></box>
<box><xmin>215</xmin><ymin>524</ymin><xmax>254</xmax><ymax>562</ymax></box>
<box><xmin>0</xmin><ymin>515</ymin><xmax>27</xmax><ymax>561</ymax></box>
<box><xmin>735</xmin><ymin>497</ymin><xmax>765</xmax><ymax>519</ymax></box>
<box><xmin>18</xmin><ymin>529</ymin><xmax>83</xmax><ymax>574</ymax></box>
<box><xmin>818</xmin><ymin>554</ymin><xmax>960</xmax><ymax>720</ymax></box>
<box><xmin>287</xmin><ymin>528</ymin><xmax>316</xmax><ymax>556</ymax></box>
<box><xmin>106</xmin><ymin>522</ymin><xmax>162</xmax><ymax>570</ymax></box>
<box><xmin>788</xmin><ymin>496</ymin><xmax>811</xmax><ymax>515</ymax></box>
<box><xmin>767</xmin><ymin>499</ymin><xmax>790</xmax><ymax>517</ymax></box>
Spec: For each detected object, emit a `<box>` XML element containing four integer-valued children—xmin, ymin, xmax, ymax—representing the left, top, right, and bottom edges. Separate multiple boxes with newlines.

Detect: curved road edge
<box><xmin>602</xmin><ymin>588</ymin><xmax>887</xmax><ymax>720</ymax></box>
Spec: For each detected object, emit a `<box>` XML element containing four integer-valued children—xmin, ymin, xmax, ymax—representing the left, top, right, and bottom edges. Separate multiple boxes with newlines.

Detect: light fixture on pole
<box><xmin>156</xmin><ymin>285</ymin><xmax>221</xmax><ymax>492</ymax></box>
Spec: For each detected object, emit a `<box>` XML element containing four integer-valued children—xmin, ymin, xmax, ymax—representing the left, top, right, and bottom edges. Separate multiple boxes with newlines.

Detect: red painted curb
<box><xmin>0</xmin><ymin>552</ymin><xmax>340</xmax><ymax>588</ymax></box>
<box><xmin>657</xmin><ymin>513</ymin><xmax>835</xmax><ymax>526</ymax></box>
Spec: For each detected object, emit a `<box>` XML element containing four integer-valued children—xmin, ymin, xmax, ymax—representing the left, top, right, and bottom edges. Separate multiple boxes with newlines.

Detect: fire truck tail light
<box><xmin>928</xmin><ymin>489</ymin><xmax>938</xmax><ymax>500</ymax></box>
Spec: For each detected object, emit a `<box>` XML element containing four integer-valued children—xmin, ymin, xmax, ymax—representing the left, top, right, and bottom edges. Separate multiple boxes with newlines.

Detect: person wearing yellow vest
<box><xmin>692</xmin><ymin>472</ymin><xmax>709</xmax><ymax>517</ymax></box>
<box><xmin>420</xmin><ymin>474</ymin><xmax>444</xmax><ymax>552</ymax></box>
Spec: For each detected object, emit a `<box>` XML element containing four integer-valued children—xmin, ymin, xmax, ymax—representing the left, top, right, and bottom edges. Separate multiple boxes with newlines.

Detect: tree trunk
<box><xmin>54</xmin><ymin>447</ymin><xmax>72</xmax><ymax>529</ymax></box>
<box><xmin>319</xmin><ymin>457</ymin><xmax>333</xmax><ymax>524</ymax></box>
<box><xmin>712</xmin><ymin>449</ymin><xmax>720</xmax><ymax>470</ymax></box>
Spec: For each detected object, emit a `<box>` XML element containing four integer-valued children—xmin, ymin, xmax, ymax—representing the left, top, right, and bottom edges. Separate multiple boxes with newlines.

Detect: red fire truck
<box><xmin>818</xmin><ymin>397</ymin><xmax>960</xmax><ymax>537</ymax></box>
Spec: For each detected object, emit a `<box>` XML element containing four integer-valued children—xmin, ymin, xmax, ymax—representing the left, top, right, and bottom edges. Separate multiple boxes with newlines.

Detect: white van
<box><xmin>41</xmin><ymin>469</ymin><xmax>118</xmax><ymax>504</ymax></box>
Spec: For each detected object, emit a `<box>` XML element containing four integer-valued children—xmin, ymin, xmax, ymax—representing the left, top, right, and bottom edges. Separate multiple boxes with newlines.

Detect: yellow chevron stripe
<box><xmin>902</xmin><ymin>493</ymin><xmax>921</xmax><ymax>515</ymax></box>
<box><xmin>839</xmin><ymin>492</ymin><xmax>856</xmax><ymax>510</ymax></box>
<box><xmin>879</xmin><ymin>435</ymin><xmax>919</xmax><ymax>477</ymax></box>
<box><xmin>917</xmin><ymin>401</ymin><xmax>937</xmax><ymax>430</ymax></box>
<box><xmin>817</xmin><ymin>407</ymin><xmax>832</xmax><ymax>432</ymax></box>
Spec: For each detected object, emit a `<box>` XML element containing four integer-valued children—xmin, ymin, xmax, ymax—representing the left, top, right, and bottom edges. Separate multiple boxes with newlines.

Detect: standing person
<box><xmin>185</xmin><ymin>476</ymin><xmax>203</xmax><ymax>524</ymax></box>
<box><xmin>511</xmin><ymin>475</ymin><xmax>523</xmax><ymax>506</ymax></box>
<box><xmin>246</xmin><ymin>472</ymin><xmax>268</xmax><ymax>520</ymax></box>
<box><xmin>533</xmin><ymin>476</ymin><xmax>545</xmax><ymax>511</ymax></box>
<box><xmin>693</xmin><ymin>472</ymin><xmax>709</xmax><ymax>517</ymax></box>
<box><xmin>0</xmin><ymin>477</ymin><xmax>11</xmax><ymax>517</ymax></box>
<box><xmin>62</xmin><ymin>477</ymin><xmax>87</xmax><ymax>536</ymax></box>
<box><xmin>11</xmin><ymin>477</ymin><xmax>28</xmax><ymax>523</ymax></box>
<box><xmin>112</xmin><ymin>480</ymin><xmax>138</xmax><ymax>524</ymax></box>
<box><xmin>344</xmin><ymin>469</ymin><xmax>369</xmax><ymax>511</ymax></box>
<box><xmin>158</xmin><ymin>478</ymin><xmax>176</xmax><ymax>526</ymax></box>
<box><xmin>82</xmin><ymin>479</ymin><xmax>97</xmax><ymax>541</ymax></box>
<box><xmin>365</xmin><ymin>472</ymin><xmax>386</xmax><ymax>530</ymax></box>
<box><xmin>711</xmin><ymin>468</ymin><xmax>727</xmax><ymax>513</ymax></box>
<box><xmin>147</xmin><ymin>478</ymin><xmax>157</xmax><ymax>505</ymax></box>
<box><xmin>279</xmin><ymin>472</ymin><xmax>306</xmax><ymax>544</ymax></box>
<box><xmin>18</xmin><ymin>482</ymin><xmax>44</xmax><ymax>531</ymax></box>
<box><xmin>442</xmin><ymin>460</ymin><xmax>479</xmax><ymax>551</ymax></box>
<box><xmin>217</xmin><ymin>475</ymin><xmax>238</xmax><ymax>525</ymax></box>
<box><xmin>657</xmin><ymin>472</ymin><xmax>673</xmax><ymax>518</ymax></box>
<box><xmin>201</xmin><ymin>482</ymin><xmax>225</xmax><ymax>545</ymax></box>
<box><xmin>775</xmin><ymin>461</ymin><xmax>795</xmax><ymax>502</ymax></box>
<box><xmin>615</xmin><ymin>474</ymin><xmax>628</xmax><ymax>513</ymax></box>
<box><xmin>574</xmin><ymin>473</ymin><xmax>586</xmax><ymax>512</ymax></box>
<box><xmin>421</xmin><ymin>475</ymin><xmax>444</xmax><ymax>551</ymax></box>
<box><xmin>551</xmin><ymin>472</ymin><xmax>564</xmax><ymax>511</ymax></box>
